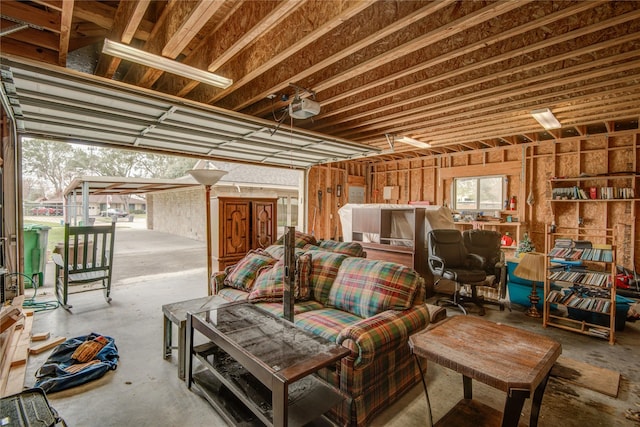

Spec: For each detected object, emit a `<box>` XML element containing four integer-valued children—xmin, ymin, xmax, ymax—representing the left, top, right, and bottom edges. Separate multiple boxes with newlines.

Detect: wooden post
<box><xmin>283</xmin><ymin>226</ymin><xmax>295</xmax><ymax>322</ymax></box>
<box><xmin>205</xmin><ymin>184</ymin><xmax>213</xmax><ymax>296</ymax></box>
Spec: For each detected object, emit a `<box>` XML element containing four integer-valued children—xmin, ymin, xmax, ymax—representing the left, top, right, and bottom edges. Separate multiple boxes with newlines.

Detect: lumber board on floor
<box><xmin>11</xmin><ymin>315</ymin><xmax>34</xmax><ymax>367</ymax></box>
<box><xmin>551</xmin><ymin>355</ymin><xmax>621</xmax><ymax>398</ymax></box>
<box><xmin>0</xmin><ymin>326</ymin><xmax>21</xmax><ymax>396</ymax></box>
<box><xmin>1</xmin><ymin>309</ymin><xmax>35</xmax><ymax>397</ymax></box>
<box><xmin>31</xmin><ymin>332</ymin><xmax>50</xmax><ymax>342</ymax></box>
<box><xmin>29</xmin><ymin>336</ymin><xmax>66</xmax><ymax>355</ymax></box>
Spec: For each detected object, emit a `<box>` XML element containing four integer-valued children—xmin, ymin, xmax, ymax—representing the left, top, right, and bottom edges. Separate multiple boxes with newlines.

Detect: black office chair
<box><xmin>427</xmin><ymin>229</ymin><xmax>487</xmax><ymax>315</ymax></box>
<box><xmin>463</xmin><ymin>229</ymin><xmax>510</xmax><ymax>311</ymax></box>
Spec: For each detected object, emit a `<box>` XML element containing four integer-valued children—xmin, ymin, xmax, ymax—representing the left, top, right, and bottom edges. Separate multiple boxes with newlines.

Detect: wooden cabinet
<box><xmin>351</xmin><ymin>207</ymin><xmax>427</xmax><ymax>281</ymax></box>
<box><xmin>543</xmin><ymin>228</ymin><xmax>617</xmax><ymax>344</ymax></box>
<box><xmin>212</xmin><ymin>197</ymin><xmax>277</xmax><ymax>270</ymax></box>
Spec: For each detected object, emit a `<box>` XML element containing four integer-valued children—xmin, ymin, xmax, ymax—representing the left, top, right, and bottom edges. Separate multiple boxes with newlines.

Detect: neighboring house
<box><xmin>26</xmin><ymin>194</ymin><xmax>146</xmax><ymax>217</ymax></box>
<box><xmin>88</xmin><ymin>194</ymin><xmax>147</xmax><ymax>215</ymax></box>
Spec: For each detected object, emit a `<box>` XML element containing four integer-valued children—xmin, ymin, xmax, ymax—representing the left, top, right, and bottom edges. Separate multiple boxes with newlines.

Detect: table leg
<box><xmin>529</xmin><ymin>374</ymin><xmax>550</xmax><ymax>427</ymax></box>
<box><xmin>178</xmin><ymin>321</ymin><xmax>186</xmax><ymax>380</ymax></box>
<box><xmin>163</xmin><ymin>314</ymin><xmax>172</xmax><ymax>359</ymax></box>
<box><xmin>185</xmin><ymin>313</ymin><xmax>194</xmax><ymax>389</ymax></box>
<box><xmin>501</xmin><ymin>389</ymin><xmax>528</xmax><ymax>427</ymax></box>
<box><xmin>272</xmin><ymin>377</ymin><xmax>288</xmax><ymax>427</ymax></box>
<box><xmin>463</xmin><ymin>375</ymin><xmax>473</xmax><ymax>399</ymax></box>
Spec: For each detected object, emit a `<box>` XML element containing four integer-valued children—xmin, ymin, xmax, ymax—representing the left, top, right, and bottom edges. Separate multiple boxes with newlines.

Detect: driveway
<box><xmin>40</xmin><ymin>224</ymin><xmax>206</xmax><ymax>289</ymax></box>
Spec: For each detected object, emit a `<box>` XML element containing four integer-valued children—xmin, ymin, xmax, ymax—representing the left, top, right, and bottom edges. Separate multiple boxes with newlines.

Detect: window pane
<box><xmin>455</xmin><ymin>178</ymin><xmax>477</xmax><ymax>210</ymax></box>
<box><xmin>479</xmin><ymin>177</ymin><xmax>503</xmax><ymax>210</ymax></box>
<box><xmin>278</xmin><ymin>197</ymin><xmax>288</xmax><ymax>226</ymax></box>
<box><xmin>290</xmin><ymin>197</ymin><xmax>298</xmax><ymax>226</ymax></box>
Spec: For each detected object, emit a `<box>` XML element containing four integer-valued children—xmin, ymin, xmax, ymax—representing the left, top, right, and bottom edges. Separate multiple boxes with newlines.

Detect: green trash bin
<box><xmin>23</xmin><ymin>224</ymin><xmax>51</xmax><ymax>288</ymax></box>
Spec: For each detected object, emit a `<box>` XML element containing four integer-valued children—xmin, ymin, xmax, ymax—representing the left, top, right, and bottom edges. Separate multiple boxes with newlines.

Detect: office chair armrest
<box><xmin>465</xmin><ymin>253</ymin><xmax>484</xmax><ymax>269</ymax></box>
<box><xmin>428</xmin><ymin>254</ymin><xmax>445</xmax><ymax>276</ymax></box>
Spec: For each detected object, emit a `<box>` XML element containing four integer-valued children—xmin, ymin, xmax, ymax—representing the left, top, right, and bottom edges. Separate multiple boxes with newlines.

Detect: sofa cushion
<box><xmin>328</xmin><ymin>258</ymin><xmax>421</xmax><ymax>318</ymax></box>
<box><xmin>223</xmin><ymin>249</ymin><xmax>276</xmax><ymax>291</ymax></box>
<box><xmin>217</xmin><ymin>287</ymin><xmax>250</xmax><ymax>302</ymax></box>
<box><xmin>263</xmin><ymin>244</ymin><xmax>306</xmax><ymax>260</ymax></box>
<box><xmin>306</xmin><ymin>250</ymin><xmax>349</xmax><ymax>305</ymax></box>
<box><xmin>274</xmin><ymin>231</ymin><xmax>317</xmax><ymax>248</ymax></box>
<box><xmin>317</xmin><ymin>240</ymin><xmax>365</xmax><ymax>257</ymax></box>
<box><xmin>294</xmin><ymin>308</ymin><xmax>362</xmax><ymax>343</ymax></box>
<box><xmin>247</xmin><ymin>254</ymin><xmax>312</xmax><ymax>302</ymax></box>
<box><xmin>255</xmin><ymin>300</ymin><xmax>324</xmax><ymax>318</ymax></box>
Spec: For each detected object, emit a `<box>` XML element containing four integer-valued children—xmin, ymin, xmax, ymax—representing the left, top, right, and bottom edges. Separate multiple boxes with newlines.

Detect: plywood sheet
<box><xmin>550</xmin><ymin>355</ymin><xmax>620</xmax><ymax>398</ymax></box>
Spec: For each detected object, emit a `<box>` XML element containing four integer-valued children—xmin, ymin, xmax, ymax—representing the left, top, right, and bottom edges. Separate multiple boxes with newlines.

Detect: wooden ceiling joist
<box><xmin>1</xmin><ymin>0</ymin><xmax>639</xmax><ymax>160</ymax></box>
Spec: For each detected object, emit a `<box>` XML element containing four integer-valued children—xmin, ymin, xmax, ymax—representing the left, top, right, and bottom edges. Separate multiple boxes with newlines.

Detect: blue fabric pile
<box><xmin>34</xmin><ymin>333</ymin><xmax>119</xmax><ymax>393</ymax></box>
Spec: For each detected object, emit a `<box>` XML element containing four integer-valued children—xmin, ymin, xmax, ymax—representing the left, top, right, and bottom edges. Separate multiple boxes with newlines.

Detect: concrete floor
<box><xmin>22</xmin><ymin>226</ymin><xmax>640</xmax><ymax>426</ymax></box>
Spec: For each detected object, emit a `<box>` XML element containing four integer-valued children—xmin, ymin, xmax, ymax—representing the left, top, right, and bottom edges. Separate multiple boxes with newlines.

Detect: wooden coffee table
<box><xmin>409</xmin><ymin>315</ymin><xmax>561</xmax><ymax>427</ymax></box>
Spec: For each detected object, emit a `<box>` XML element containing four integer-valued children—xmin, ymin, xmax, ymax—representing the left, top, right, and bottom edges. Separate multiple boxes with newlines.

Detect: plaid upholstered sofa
<box><xmin>211</xmin><ymin>232</ymin><xmax>443</xmax><ymax>426</ymax></box>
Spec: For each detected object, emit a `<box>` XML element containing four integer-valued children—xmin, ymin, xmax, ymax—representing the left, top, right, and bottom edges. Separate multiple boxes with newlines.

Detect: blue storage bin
<box><xmin>506</xmin><ymin>260</ymin><xmax>544</xmax><ymax>309</ymax></box>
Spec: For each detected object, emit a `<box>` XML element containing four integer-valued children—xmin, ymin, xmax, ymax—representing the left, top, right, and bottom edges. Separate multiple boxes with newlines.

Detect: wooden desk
<box><xmin>409</xmin><ymin>315</ymin><xmax>561</xmax><ymax>427</ymax></box>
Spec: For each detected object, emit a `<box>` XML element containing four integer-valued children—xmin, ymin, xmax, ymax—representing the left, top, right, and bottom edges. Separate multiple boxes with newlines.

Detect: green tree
<box><xmin>92</xmin><ymin>148</ymin><xmax>140</xmax><ymax>177</ymax></box>
<box><xmin>22</xmin><ymin>140</ymin><xmax>200</xmax><ymax>200</ymax></box>
<box><xmin>21</xmin><ymin>139</ymin><xmax>80</xmax><ymax>197</ymax></box>
<box><xmin>136</xmin><ymin>153</ymin><xmax>197</xmax><ymax>178</ymax></box>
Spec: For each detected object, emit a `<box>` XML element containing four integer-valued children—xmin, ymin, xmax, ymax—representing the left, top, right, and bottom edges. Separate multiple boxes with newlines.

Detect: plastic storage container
<box><xmin>506</xmin><ymin>259</ymin><xmax>544</xmax><ymax>309</ymax></box>
<box><xmin>567</xmin><ymin>295</ymin><xmax>634</xmax><ymax>331</ymax></box>
<box><xmin>23</xmin><ymin>224</ymin><xmax>51</xmax><ymax>288</ymax></box>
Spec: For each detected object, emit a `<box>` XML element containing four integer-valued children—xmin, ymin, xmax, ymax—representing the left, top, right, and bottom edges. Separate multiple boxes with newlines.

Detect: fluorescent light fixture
<box><xmin>531</xmin><ymin>108</ymin><xmax>561</xmax><ymax>130</ymax></box>
<box><xmin>398</xmin><ymin>136</ymin><xmax>431</xmax><ymax>149</ymax></box>
<box><xmin>102</xmin><ymin>39</ymin><xmax>233</xmax><ymax>89</ymax></box>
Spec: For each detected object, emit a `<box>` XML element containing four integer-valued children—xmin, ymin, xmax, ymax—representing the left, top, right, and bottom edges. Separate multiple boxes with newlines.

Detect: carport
<box><xmin>63</xmin><ymin>176</ymin><xmax>201</xmax><ymax>225</ymax></box>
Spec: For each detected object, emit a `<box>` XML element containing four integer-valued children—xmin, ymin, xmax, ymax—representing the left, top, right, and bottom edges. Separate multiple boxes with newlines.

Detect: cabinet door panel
<box><xmin>222</xmin><ymin>201</ymin><xmax>250</xmax><ymax>257</ymax></box>
<box><xmin>252</xmin><ymin>201</ymin><xmax>276</xmax><ymax>249</ymax></box>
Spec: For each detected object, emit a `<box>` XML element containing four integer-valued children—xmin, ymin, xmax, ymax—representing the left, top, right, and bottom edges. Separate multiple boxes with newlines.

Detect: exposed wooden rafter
<box><xmin>1</xmin><ymin>0</ymin><xmax>639</xmax><ymax>161</ymax></box>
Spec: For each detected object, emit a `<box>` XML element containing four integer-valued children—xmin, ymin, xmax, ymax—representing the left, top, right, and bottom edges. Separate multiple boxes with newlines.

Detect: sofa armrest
<box><xmin>336</xmin><ymin>304</ymin><xmax>430</xmax><ymax>369</ymax></box>
<box><xmin>210</xmin><ymin>271</ymin><xmax>227</xmax><ymax>295</ymax></box>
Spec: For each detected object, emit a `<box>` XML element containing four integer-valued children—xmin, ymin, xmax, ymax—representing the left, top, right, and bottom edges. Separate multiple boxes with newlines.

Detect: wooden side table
<box><xmin>162</xmin><ymin>295</ymin><xmax>234</xmax><ymax>380</ymax></box>
<box><xmin>409</xmin><ymin>315</ymin><xmax>561</xmax><ymax>427</ymax></box>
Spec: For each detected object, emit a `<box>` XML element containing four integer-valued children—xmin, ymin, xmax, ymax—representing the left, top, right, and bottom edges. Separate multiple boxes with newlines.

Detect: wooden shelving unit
<box><xmin>547</xmin><ymin>173</ymin><xmax>638</xmax><ymax>271</ymax></box>
<box><xmin>543</xmin><ymin>228</ymin><xmax>617</xmax><ymax>345</ymax></box>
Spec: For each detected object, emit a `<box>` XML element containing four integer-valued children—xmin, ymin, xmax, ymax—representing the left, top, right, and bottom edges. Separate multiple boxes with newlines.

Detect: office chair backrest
<box><xmin>428</xmin><ymin>229</ymin><xmax>468</xmax><ymax>268</ymax></box>
<box><xmin>463</xmin><ymin>229</ymin><xmax>502</xmax><ymax>273</ymax></box>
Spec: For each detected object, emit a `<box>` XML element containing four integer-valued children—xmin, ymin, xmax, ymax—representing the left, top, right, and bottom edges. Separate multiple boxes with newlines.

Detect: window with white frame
<box><xmin>453</xmin><ymin>176</ymin><xmax>505</xmax><ymax>211</ymax></box>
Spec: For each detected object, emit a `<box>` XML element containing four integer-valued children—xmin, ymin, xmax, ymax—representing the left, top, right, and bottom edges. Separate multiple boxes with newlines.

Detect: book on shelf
<box><xmin>552</xmin><ymin>185</ymin><xmax>634</xmax><ymax>200</ymax></box>
<box><xmin>548</xmin><ymin>238</ymin><xmax>612</xmax><ymax>262</ymax></box>
<box><xmin>548</xmin><ymin>270</ymin><xmax>610</xmax><ymax>287</ymax></box>
<box><xmin>546</xmin><ymin>290</ymin><xmax>611</xmax><ymax>313</ymax></box>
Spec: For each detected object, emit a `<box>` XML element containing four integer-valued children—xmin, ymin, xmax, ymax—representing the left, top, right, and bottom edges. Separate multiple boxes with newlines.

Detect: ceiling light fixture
<box><xmin>397</xmin><ymin>136</ymin><xmax>431</xmax><ymax>149</ymax></box>
<box><xmin>102</xmin><ymin>39</ymin><xmax>233</xmax><ymax>89</ymax></box>
<box><xmin>531</xmin><ymin>108</ymin><xmax>561</xmax><ymax>130</ymax></box>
